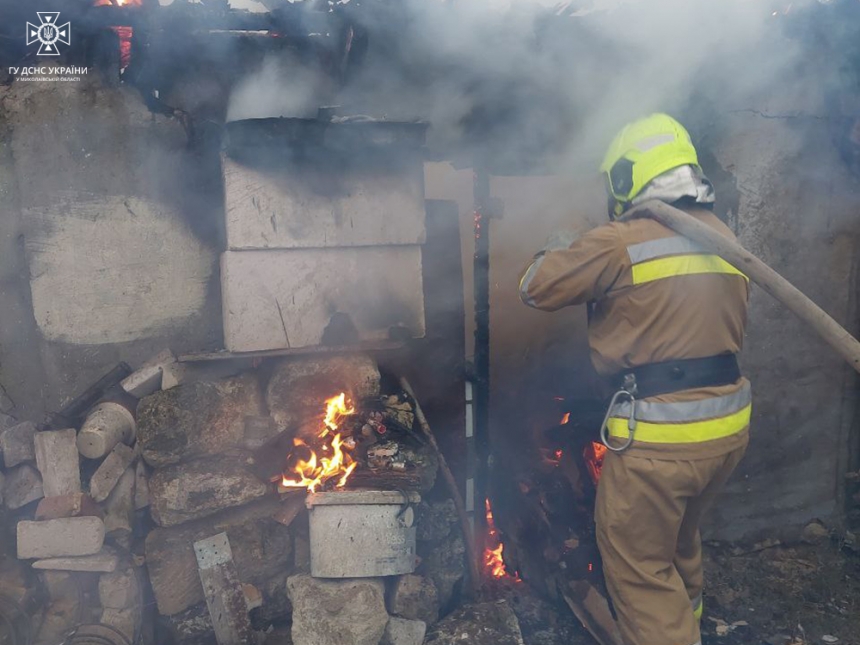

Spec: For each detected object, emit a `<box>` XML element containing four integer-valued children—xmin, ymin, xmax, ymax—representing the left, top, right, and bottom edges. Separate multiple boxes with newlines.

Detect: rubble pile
<box><xmin>0</xmin><ymin>351</ymin><xmax>464</xmax><ymax>645</ymax></box>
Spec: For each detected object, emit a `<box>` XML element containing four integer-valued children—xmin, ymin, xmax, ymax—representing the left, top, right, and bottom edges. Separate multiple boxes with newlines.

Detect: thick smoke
<box><xmin>227</xmin><ymin>0</ymin><xmax>816</xmax><ymax>172</ymax></box>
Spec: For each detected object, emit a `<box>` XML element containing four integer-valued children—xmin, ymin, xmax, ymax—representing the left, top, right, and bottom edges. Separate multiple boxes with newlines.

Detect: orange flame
<box><xmin>281</xmin><ymin>394</ymin><xmax>357</xmax><ymax>493</ymax></box>
<box><xmin>484</xmin><ymin>499</ymin><xmax>519</xmax><ymax>581</ymax></box>
<box><xmin>320</xmin><ymin>393</ymin><xmax>355</xmax><ymax>438</ymax></box>
<box><xmin>584</xmin><ymin>441</ymin><xmax>607</xmax><ymax>485</ymax></box>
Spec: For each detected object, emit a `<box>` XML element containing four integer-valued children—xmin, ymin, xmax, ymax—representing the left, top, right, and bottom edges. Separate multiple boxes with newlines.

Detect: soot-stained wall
<box><xmin>0</xmin><ymin>75</ymin><xmax>224</xmax><ymax>419</ymax></box>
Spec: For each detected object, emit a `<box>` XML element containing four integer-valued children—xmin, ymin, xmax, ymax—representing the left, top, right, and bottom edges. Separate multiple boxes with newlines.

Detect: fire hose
<box><xmin>633</xmin><ymin>200</ymin><xmax>860</xmax><ymax>373</ymax></box>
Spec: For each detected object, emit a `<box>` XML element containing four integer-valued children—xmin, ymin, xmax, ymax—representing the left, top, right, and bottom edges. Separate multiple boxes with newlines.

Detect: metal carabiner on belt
<box><xmin>600</xmin><ymin>374</ymin><xmax>638</xmax><ymax>453</ymax></box>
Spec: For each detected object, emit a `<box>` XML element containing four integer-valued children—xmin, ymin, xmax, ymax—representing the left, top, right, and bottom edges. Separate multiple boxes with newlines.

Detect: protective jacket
<box><xmin>519</xmin><ymin>204</ymin><xmax>751</xmax><ymax>460</ymax></box>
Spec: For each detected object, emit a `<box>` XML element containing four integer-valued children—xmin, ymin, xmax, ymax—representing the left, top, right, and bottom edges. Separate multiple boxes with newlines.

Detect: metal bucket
<box><xmin>306</xmin><ymin>490</ymin><xmax>419</xmax><ymax>578</ymax></box>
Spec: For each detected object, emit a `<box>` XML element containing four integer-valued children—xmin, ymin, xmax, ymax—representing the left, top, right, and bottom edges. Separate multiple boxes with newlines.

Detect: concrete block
<box><xmin>1</xmin><ymin>421</ymin><xmax>37</xmax><ymax>467</ymax></box>
<box><xmin>17</xmin><ymin>517</ymin><xmax>105</xmax><ymax>559</ymax></box>
<box><xmin>99</xmin><ymin>569</ymin><xmax>139</xmax><ymax>609</ymax></box>
<box><xmin>33</xmin><ymin>548</ymin><xmax>119</xmax><ymax>572</ymax></box>
<box><xmin>223</xmin><ymin>154</ymin><xmax>426</xmax><ymax>250</ymax></box>
<box><xmin>90</xmin><ymin>443</ymin><xmax>136</xmax><ymax>503</ymax></box>
<box><xmin>5</xmin><ymin>464</ymin><xmax>43</xmax><ymax>509</ymax></box>
<box><xmin>35</xmin><ymin>493</ymin><xmax>103</xmax><ymax>521</ymax></box>
<box><xmin>120</xmin><ymin>349</ymin><xmax>176</xmax><ymax>398</ymax></box>
<box><xmin>34</xmin><ymin>429</ymin><xmax>81</xmax><ymax>497</ymax></box>
<box><xmin>221</xmin><ymin>247</ymin><xmax>425</xmax><ymax>352</ymax></box>
<box><xmin>383</xmin><ymin>617</ymin><xmax>427</xmax><ymax>645</ymax></box>
<box><xmin>77</xmin><ymin>402</ymin><xmax>136</xmax><ymax>459</ymax></box>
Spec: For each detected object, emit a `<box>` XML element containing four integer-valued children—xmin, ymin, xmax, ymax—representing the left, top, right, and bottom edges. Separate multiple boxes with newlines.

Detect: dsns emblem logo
<box><xmin>26</xmin><ymin>12</ymin><xmax>71</xmax><ymax>56</ymax></box>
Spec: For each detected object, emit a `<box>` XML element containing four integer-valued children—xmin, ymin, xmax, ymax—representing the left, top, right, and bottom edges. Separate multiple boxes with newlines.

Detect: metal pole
<box><xmin>472</xmin><ymin>168</ymin><xmax>491</xmax><ymax>570</ymax></box>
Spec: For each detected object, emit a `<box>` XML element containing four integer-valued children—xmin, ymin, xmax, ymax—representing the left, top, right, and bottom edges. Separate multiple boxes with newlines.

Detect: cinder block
<box><xmin>221</xmin><ymin>247</ymin><xmax>426</xmax><ymax>352</ymax></box>
<box><xmin>34</xmin><ymin>429</ymin><xmax>80</xmax><ymax>497</ymax></box>
<box><xmin>17</xmin><ymin>517</ymin><xmax>105</xmax><ymax>559</ymax></box>
<box><xmin>223</xmin><ymin>155</ymin><xmax>426</xmax><ymax>250</ymax></box>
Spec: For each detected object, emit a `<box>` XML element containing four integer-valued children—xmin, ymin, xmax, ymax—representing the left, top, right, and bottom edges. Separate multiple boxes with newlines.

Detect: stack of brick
<box><xmin>0</xmin><ymin>350</ymin><xmax>180</xmax><ymax>645</ymax></box>
<box><xmin>1</xmin><ymin>348</ymin><xmax>460</xmax><ymax>645</ymax></box>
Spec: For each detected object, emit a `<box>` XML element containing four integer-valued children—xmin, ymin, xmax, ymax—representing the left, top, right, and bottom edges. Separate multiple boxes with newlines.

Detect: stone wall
<box><xmin>0</xmin><ymin>74</ymin><xmax>224</xmax><ymax>420</ymax></box>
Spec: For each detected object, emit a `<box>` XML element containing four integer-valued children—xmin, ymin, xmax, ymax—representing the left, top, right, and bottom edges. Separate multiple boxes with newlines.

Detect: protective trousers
<box><xmin>595</xmin><ymin>440</ymin><xmax>748</xmax><ymax>645</ymax></box>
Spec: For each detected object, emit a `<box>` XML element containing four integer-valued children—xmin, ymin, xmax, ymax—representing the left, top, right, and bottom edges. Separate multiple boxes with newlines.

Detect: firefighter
<box><xmin>519</xmin><ymin>113</ymin><xmax>750</xmax><ymax>645</ymax></box>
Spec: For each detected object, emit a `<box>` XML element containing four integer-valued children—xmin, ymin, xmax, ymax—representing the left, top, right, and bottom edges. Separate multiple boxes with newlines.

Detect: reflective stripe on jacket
<box><xmin>519</xmin><ymin>205</ymin><xmax>751</xmax><ymax>458</ymax></box>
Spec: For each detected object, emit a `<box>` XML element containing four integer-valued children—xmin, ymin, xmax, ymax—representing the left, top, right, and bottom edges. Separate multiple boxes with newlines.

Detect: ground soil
<box><xmin>498</xmin><ymin>540</ymin><xmax>860</xmax><ymax>645</ymax></box>
<box><xmin>700</xmin><ymin>540</ymin><xmax>860</xmax><ymax>645</ymax></box>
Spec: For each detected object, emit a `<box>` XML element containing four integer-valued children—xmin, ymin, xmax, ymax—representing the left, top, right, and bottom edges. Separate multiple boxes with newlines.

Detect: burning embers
<box><xmin>281</xmin><ymin>393</ymin><xmax>358</xmax><ymax>493</ymax></box>
<box><xmin>279</xmin><ymin>391</ymin><xmax>428</xmax><ymax>493</ymax></box>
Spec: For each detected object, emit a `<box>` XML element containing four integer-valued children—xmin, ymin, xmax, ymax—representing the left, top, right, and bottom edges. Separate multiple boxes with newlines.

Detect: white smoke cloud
<box><xmin>226</xmin><ymin>0</ymin><xmax>819</xmax><ymax>171</ymax></box>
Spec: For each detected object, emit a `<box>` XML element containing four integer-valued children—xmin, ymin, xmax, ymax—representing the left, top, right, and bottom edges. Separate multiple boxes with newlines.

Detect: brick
<box><xmin>90</xmin><ymin>443</ymin><xmax>136</xmax><ymax>503</ymax></box>
<box><xmin>34</xmin><ymin>429</ymin><xmax>81</xmax><ymax>497</ymax></box>
<box><xmin>17</xmin><ymin>517</ymin><xmax>105</xmax><ymax>559</ymax></box>
<box><xmin>382</xmin><ymin>617</ymin><xmax>427</xmax><ymax>645</ymax></box>
<box><xmin>104</xmin><ymin>467</ymin><xmax>135</xmax><ymax>535</ymax></box>
<box><xmin>35</xmin><ymin>493</ymin><xmax>103</xmax><ymax>521</ymax></box>
<box><xmin>77</xmin><ymin>401</ymin><xmax>136</xmax><ymax>459</ymax></box>
<box><xmin>33</xmin><ymin>548</ymin><xmax>119</xmax><ymax>572</ymax></box>
<box><xmin>120</xmin><ymin>348</ymin><xmax>176</xmax><ymax>398</ymax></box>
<box><xmin>5</xmin><ymin>464</ymin><xmax>43</xmax><ymax>509</ymax></box>
<box><xmin>221</xmin><ymin>247</ymin><xmax>425</xmax><ymax>352</ymax></box>
<box><xmin>99</xmin><ymin>569</ymin><xmax>139</xmax><ymax>609</ymax></box>
<box><xmin>1</xmin><ymin>421</ymin><xmax>37</xmax><ymax>468</ymax></box>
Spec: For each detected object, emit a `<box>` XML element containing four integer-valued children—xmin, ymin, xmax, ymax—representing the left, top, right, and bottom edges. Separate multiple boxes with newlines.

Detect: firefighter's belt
<box><xmin>610</xmin><ymin>354</ymin><xmax>741</xmax><ymax>400</ymax></box>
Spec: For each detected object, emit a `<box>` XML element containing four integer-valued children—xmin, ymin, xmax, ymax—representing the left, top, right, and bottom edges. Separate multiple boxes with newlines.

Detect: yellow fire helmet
<box><xmin>600</xmin><ymin>113</ymin><xmax>700</xmax><ymax>218</ymax></box>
